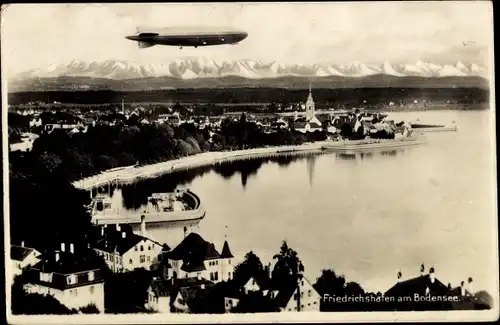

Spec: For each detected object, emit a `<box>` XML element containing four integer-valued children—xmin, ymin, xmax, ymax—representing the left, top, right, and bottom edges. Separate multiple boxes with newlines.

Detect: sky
<box><xmin>1</xmin><ymin>2</ymin><xmax>493</xmax><ymax>76</ymax></box>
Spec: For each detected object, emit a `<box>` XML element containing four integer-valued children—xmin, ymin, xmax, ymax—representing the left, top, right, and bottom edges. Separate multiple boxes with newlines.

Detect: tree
<box><xmin>272</xmin><ymin>241</ymin><xmax>304</xmax><ymax>311</ymax></box>
<box><xmin>340</xmin><ymin>123</ymin><xmax>353</xmax><ymax>138</ymax></box>
<box><xmin>233</xmin><ymin>251</ymin><xmax>264</xmax><ymax>283</ymax></box>
<box><xmin>313</xmin><ymin>269</ymin><xmax>346</xmax><ymax>296</ymax></box>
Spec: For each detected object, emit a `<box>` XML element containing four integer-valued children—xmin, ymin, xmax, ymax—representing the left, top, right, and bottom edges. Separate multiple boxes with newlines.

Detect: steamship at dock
<box><xmin>90</xmin><ymin>188</ymin><xmax>206</xmax><ymax>229</ymax></box>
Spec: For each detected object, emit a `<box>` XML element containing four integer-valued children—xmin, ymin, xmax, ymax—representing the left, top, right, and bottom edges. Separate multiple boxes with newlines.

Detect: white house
<box><xmin>93</xmin><ymin>223</ymin><xmax>163</xmax><ymax>273</ymax></box>
<box><xmin>163</xmin><ymin>233</ymin><xmax>234</xmax><ymax>283</ymax></box>
<box><xmin>23</xmin><ymin>244</ymin><xmax>105</xmax><ymax>313</ymax></box>
<box><xmin>265</xmin><ymin>275</ymin><xmax>321</xmax><ymax>312</ymax></box>
<box><xmin>10</xmin><ymin>243</ymin><xmax>41</xmax><ymax>279</ymax></box>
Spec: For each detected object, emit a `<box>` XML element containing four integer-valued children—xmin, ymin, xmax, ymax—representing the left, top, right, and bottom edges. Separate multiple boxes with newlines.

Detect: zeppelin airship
<box><xmin>125</xmin><ymin>26</ymin><xmax>248</xmax><ymax>49</ymax></box>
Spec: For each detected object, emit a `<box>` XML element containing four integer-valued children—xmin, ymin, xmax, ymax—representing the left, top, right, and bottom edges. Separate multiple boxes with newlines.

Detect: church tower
<box><xmin>305</xmin><ymin>82</ymin><xmax>315</xmax><ymax>121</ymax></box>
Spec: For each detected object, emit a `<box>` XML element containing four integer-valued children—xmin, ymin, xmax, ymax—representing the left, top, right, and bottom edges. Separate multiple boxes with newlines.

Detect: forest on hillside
<box><xmin>8</xmin><ymin>87</ymin><xmax>489</xmax><ymax>107</ymax></box>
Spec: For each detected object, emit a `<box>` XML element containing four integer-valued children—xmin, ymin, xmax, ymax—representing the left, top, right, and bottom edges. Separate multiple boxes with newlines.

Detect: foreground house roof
<box><xmin>11</xmin><ymin>245</ymin><xmax>39</xmax><ymax>262</ymax></box>
<box><xmin>167</xmin><ymin>233</ymin><xmax>221</xmax><ymax>261</ymax></box>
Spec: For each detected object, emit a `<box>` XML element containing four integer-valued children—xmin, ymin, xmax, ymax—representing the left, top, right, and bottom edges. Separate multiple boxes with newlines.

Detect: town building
<box><xmin>265</xmin><ymin>275</ymin><xmax>321</xmax><ymax>312</ymax></box>
<box><xmin>10</xmin><ymin>242</ymin><xmax>42</xmax><ymax>279</ymax></box>
<box><xmin>384</xmin><ymin>266</ymin><xmax>453</xmax><ymax>311</ymax></box>
<box><xmin>162</xmin><ymin>233</ymin><xmax>234</xmax><ymax>283</ymax></box>
<box><xmin>23</xmin><ymin>244</ymin><xmax>105</xmax><ymax>313</ymax></box>
<box><xmin>145</xmin><ymin>277</ymin><xmax>214</xmax><ymax>313</ymax></box>
<box><xmin>293</xmin><ymin>84</ymin><xmax>323</xmax><ymax>133</ymax></box>
<box><xmin>93</xmin><ymin>222</ymin><xmax>164</xmax><ymax>273</ymax></box>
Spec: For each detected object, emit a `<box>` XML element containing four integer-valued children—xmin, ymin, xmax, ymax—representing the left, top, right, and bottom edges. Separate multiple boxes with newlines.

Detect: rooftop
<box><xmin>11</xmin><ymin>245</ymin><xmax>38</xmax><ymax>262</ymax></box>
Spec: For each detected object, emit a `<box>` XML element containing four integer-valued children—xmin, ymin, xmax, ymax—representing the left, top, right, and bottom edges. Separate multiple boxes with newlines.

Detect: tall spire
<box><xmin>309</xmin><ymin>81</ymin><xmax>312</xmax><ymax>94</ymax></box>
<box><xmin>221</xmin><ymin>226</ymin><xmax>233</xmax><ymax>258</ymax></box>
<box><xmin>122</xmin><ymin>98</ymin><xmax>125</xmax><ymax>114</ymax></box>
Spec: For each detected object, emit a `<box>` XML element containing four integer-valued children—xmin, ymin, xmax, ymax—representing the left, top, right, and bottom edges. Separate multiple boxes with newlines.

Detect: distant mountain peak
<box><xmin>13</xmin><ymin>58</ymin><xmax>489</xmax><ymax>82</ymax></box>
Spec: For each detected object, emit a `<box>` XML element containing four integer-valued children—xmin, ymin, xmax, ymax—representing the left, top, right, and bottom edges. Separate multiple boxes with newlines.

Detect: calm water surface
<box><xmin>106</xmin><ymin>110</ymin><xmax>497</xmax><ymax>295</ymax></box>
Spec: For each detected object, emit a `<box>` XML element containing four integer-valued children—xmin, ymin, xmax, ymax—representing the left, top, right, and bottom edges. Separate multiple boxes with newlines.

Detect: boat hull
<box><xmin>321</xmin><ymin>137</ymin><xmax>427</xmax><ymax>152</ymax></box>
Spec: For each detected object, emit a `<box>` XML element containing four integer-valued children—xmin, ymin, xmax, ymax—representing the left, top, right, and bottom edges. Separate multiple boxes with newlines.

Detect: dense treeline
<box><xmin>13</xmin><ymin>117</ymin><xmax>325</xmax><ymax>182</ymax></box>
<box><xmin>8</xmin><ymin>87</ymin><xmax>489</xmax><ymax>106</ymax></box>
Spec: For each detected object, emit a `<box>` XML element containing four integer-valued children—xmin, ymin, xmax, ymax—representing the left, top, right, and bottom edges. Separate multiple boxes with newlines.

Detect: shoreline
<box><xmin>72</xmin><ymin>142</ymin><xmax>328</xmax><ymax>190</ymax></box>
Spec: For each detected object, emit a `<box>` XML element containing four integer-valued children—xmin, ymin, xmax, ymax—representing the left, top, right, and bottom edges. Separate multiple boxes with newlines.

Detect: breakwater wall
<box><xmin>72</xmin><ymin>142</ymin><xmax>328</xmax><ymax>190</ymax></box>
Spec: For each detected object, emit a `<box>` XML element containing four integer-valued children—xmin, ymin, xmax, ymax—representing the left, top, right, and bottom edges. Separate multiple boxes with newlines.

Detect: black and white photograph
<box><xmin>2</xmin><ymin>2</ymin><xmax>498</xmax><ymax>323</ymax></box>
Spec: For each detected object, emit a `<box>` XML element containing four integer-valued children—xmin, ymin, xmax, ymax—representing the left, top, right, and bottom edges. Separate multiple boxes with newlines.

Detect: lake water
<box><xmin>104</xmin><ymin>110</ymin><xmax>497</xmax><ymax>296</ymax></box>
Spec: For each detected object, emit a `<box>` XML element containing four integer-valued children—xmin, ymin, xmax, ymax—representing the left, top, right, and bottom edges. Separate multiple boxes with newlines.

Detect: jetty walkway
<box><xmin>72</xmin><ymin>142</ymin><xmax>327</xmax><ymax>191</ymax></box>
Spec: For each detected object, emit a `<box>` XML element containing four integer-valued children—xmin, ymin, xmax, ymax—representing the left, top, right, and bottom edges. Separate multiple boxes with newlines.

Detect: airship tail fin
<box><xmin>138</xmin><ymin>41</ymin><xmax>155</xmax><ymax>49</ymax></box>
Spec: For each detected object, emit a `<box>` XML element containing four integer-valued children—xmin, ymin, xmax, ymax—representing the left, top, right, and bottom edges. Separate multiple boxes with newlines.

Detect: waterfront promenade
<box><xmin>72</xmin><ymin>142</ymin><xmax>328</xmax><ymax>191</ymax></box>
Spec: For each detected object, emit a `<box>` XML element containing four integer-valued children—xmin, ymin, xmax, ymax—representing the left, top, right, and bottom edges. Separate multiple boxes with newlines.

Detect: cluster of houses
<box><xmin>9</xmin><ymin>86</ymin><xmax>403</xmax><ymax>143</ymax></box>
<box><xmin>10</xmin><ymin>214</ymin><xmax>325</xmax><ymax>315</ymax></box>
<box><xmin>11</xmin><ymin>220</ymin><xmax>491</xmax><ymax>314</ymax></box>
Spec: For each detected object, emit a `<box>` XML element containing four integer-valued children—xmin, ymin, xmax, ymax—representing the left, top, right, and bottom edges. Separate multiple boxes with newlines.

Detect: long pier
<box><xmin>72</xmin><ymin>142</ymin><xmax>327</xmax><ymax>191</ymax></box>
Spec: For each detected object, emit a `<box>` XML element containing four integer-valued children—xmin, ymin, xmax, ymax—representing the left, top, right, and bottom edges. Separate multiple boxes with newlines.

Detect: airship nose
<box><xmin>125</xmin><ymin>35</ymin><xmax>138</xmax><ymax>41</ymax></box>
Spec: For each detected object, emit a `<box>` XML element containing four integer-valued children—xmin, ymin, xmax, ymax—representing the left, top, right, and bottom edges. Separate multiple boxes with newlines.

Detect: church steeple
<box><xmin>305</xmin><ymin>82</ymin><xmax>315</xmax><ymax>120</ymax></box>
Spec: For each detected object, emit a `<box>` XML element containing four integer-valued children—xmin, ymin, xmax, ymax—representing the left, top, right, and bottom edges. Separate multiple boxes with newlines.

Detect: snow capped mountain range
<box><xmin>16</xmin><ymin>58</ymin><xmax>489</xmax><ymax>81</ymax></box>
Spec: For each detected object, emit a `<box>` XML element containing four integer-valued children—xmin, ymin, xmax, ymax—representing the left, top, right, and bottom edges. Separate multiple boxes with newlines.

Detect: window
<box><xmin>301</xmin><ymin>305</ymin><xmax>304</xmax><ymax>309</ymax></box>
<box><xmin>134</xmin><ymin>246</ymin><xmax>138</xmax><ymax>252</ymax></box>
<box><xmin>229</xmin><ymin>259</ymin><xmax>231</xmax><ymax>265</ymax></box>
<box><xmin>88</xmin><ymin>271</ymin><xmax>95</xmax><ymax>281</ymax></box>
<box><xmin>252</xmin><ymin>279</ymin><xmax>256</xmax><ymax>285</ymax></box>
<box><xmin>301</xmin><ymin>280</ymin><xmax>304</xmax><ymax>286</ymax></box>
<box><xmin>313</xmin><ymin>301</ymin><xmax>317</xmax><ymax>304</ymax></box>
<box><xmin>140</xmin><ymin>255</ymin><xmax>146</xmax><ymax>263</ymax></box>
<box><xmin>288</xmin><ymin>309</ymin><xmax>291</xmax><ymax>311</ymax></box>
<box><xmin>228</xmin><ymin>272</ymin><xmax>231</xmax><ymax>279</ymax></box>
<box><xmin>66</xmin><ymin>274</ymin><xmax>78</xmax><ymax>285</ymax></box>
<box><xmin>210</xmin><ymin>272</ymin><xmax>214</xmax><ymax>281</ymax></box>
<box><xmin>214</xmin><ymin>272</ymin><xmax>218</xmax><ymax>281</ymax></box>
<box><xmin>147</xmin><ymin>256</ymin><xmax>151</xmax><ymax>262</ymax></box>
<box><xmin>40</xmin><ymin>272</ymin><xmax>53</xmax><ymax>282</ymax></box>
<box><xmin>90</xmin><ymin>286</ymin><xmax>95</xmax><ymax>294</ymax></box>
<box><xmin>293</xmin><ymin>293</ymin><xmax>298</xmax><ymax>301</ymax></box>
<box><xmin>129</xmin><ymin>258</ymin><xmax>133</xmax><ymax>264</ymax></box>
<box><xmin>308</xmin><ymin>290</ymin><xmax>311</xmax><ymax>297</ymax></box>
<box><xmin>148</xmin><ymin>246</ymin><xmax>151</xmax><ymax>251</ymax></box>
<box><xmin>301</xmin><ymin>292</ymin><xmax>304</xmax><ymax>298</ymax></box>
<box><xmin>116</xmin><ymin>256</ymin><xmax>120</xmax><ymax>263</ymax></box>
<box><xmin>140</xmin><ymin>245</ymin><xmax>144</xmax><ymax>252</ymax></box>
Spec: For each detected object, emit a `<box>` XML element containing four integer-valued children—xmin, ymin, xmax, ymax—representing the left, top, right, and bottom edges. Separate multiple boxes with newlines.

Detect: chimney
<box><xmin>21</xmin><ymin>241</ymin><xmax>25</xmax><ymax>247</ymax></box>
<box><xmin>467</xmin><ymin>277</ymin><xmax>473</xmax><ymax>295</ymax></box>
<box><xmin>55</xmin><ymin>252</ymin><xmax>60</xmax><ymax>262</ymax></box>
<box><xmin>61</xmin><ymin>243</ymin><xmax>66</xmax><ymax>252</ymax></box>
<box><xmin>460</xmin><ymin>281</ymin><xmax>465</xmax><ymax>296</ymax></box>
<box><xmin>140</xmin><ymin>215</ymin><xmax>146</xmax><ymax>237</ymax></box>
<box><xmin>268</xmin><ymin>263</ymin><xmax>272</xmax><ymax>279</ymax></box>
<box><xmin>429</xmin><ymin>267</ymin><xmax>435</xmax><ymax>283</ymax></box>
<box><xmin>420</xmin><ymin>263</ymin><xmax>425</xmax><ymax>276</ymax></box>
<box><xmin>101</xmin><ymin>226</ymin><xmax>104</xmax><ymax>236</ymax></box>
<box><xmin>70</xmin><ymin>243</ymin><xmax>74</xmax><ymax>254</ymax></box>
<box><xmin>122</xmin><ymin>232</ymin><xmax>126</xmax><ymax>239</ymax></box>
